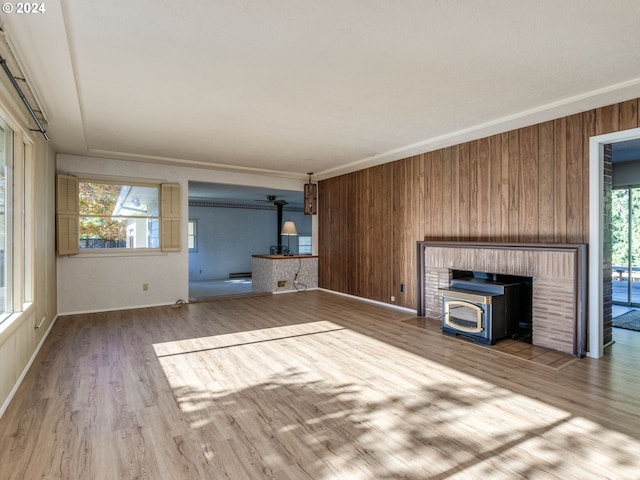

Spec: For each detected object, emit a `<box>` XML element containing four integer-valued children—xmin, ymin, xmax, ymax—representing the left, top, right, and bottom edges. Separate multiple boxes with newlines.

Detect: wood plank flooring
<box><xmin>401</xmin><ymin>317</ymin><xmax>577</xmax><ymax>369</ymax></box>
<box><xmin>1</xmin><ymin>290</ymin><xmax>639</xmax><ymax>479</ymax></box>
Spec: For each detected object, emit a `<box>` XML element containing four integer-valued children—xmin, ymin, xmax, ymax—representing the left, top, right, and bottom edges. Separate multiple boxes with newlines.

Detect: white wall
<box><xmin>56</xmin><ymin>154</ymin><xmax>306</xmax><ymax>314</ymax></box>
<box><xmin>189</xmin><ymin>205</ymin><xmax>311</xmax><ymax>280</ymax></box>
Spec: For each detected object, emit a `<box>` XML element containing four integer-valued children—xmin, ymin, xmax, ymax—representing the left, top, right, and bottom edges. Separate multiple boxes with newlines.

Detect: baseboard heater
<box><xmin>229</xmin><ymin>272</ymin><xmax>252</xmax><ymax>279</ymax></box>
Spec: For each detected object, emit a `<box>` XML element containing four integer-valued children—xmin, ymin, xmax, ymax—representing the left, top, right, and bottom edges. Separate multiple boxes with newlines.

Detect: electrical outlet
<box><xmin>400</xmin><ymin>283</ymin><xmax>405</xmax><ymax>293</ymax></box>
<box><xmin>277</xmin><ymin>280</ymin><xmax>288</xmax><ymax>287</ymax></box>
<box><xmin>391</xmin><ymin>295</ymin><xmax>395</xmax><ymax>302</ymax></box>
<box><xmin>143</xmin><ymin>283</ymin><xmax>149</xmax><ymax>291</ymax></box>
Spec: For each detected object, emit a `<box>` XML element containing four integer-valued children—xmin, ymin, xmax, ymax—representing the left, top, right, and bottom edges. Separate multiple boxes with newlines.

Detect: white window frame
<box><xmin>0</xmin><ymin>116</ymin><xmax>14</xmax><ymax>321</ymax></box>
<box><xmin>22</xmin><ymin>140</ymin><xmax>34</xmax><ymax>305</ymax></box>
<box><xmin>298</xmin><ymin>235</ymin><xmax>312</xmax><ymax>255</ymax></box>
<box><xmin>0</xmin><ymin>109</ymin><xmax>35</xmax><ymax>326</ymax></box>
<box><xmin>188</xmin><ymin>219</ymin><xmax>197</xmax><ymax>252</ymax></box>
<box><xmin>77</xmin><ymin>179</ymin><xmax>161</xmax><ymax>252</ymax></box>
<box><xmin>56</xmin><ymin>176</ymin><xmax>181</xmax><ymax>256</ymax></box>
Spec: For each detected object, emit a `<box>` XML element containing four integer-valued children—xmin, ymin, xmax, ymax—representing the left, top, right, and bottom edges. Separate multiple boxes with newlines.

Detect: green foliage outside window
<box><xmin>79</xmin><ymin>182</ymin><xmax>126</xmax><ymax>244</ymax></box>
<box><xmin>78</xmin><ymin>181</ymin><xmax>159</xmax><ymax>249</ymax></box>
<box><xmin>611</xmin><ymin>187</ymin><xmax>640</xmax><ymax>271</ymax></box>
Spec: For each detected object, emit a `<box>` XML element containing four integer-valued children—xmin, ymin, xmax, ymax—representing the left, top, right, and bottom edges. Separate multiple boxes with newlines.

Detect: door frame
<box><xmin>589</xmin><ymin>127</ymin><xmax>640</xmax><ymax>358</ymax></box>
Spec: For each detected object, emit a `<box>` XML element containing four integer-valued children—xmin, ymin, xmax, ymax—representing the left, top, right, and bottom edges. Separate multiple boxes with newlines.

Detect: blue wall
<box><xmin>188</xmin><ymin>205</ymin><xmax>312</xmax><ymax>280</ymax></box>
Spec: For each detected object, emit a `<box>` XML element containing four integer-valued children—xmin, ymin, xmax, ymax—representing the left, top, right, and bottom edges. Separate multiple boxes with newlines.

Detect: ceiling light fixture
<box><xmin>304</xmin><ymin>172</ymin><xmax>317</xmax><ymax>215</ymax></box>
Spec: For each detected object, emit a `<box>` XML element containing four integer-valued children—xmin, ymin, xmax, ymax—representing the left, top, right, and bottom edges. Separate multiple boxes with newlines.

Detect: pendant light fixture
<box><xmin>304</xmin><ymin>172</ymin><xmax>317</xmax><ymax>215</ymax></box>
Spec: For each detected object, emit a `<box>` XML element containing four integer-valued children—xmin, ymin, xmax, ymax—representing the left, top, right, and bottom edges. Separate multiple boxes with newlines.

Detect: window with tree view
<box><xmin>79</xmin><ymin>181</ymin><xmax>160</xmax><ymax>250</ymax></box>
<box><xmin>0</xmin><ymin>118</ymin><xmax>12</xmax><ymax>316</ymax></box>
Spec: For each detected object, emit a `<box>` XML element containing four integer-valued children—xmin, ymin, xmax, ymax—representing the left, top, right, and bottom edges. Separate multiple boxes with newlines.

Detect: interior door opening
<box><xmin>590</xmin><ymin>127</ymin><xmax>640</xmax><ymax>358</ymax></box>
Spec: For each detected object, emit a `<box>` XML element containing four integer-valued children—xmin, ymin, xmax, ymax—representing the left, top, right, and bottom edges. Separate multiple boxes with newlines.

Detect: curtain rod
<box><xmin>0</xmin><ymin>54</ymin><xmax>49</xmax><ymax>141</ymax></box>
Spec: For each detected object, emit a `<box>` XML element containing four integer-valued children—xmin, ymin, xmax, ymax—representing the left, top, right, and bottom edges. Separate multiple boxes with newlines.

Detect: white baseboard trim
<box><xmin>273</xmin><ymin>287</ymin><xmax>319</xmax><ymax>295</ymax></box>
<box><xmin>317</xmin><ymin>288</ymin><xmax>417</xmax><ymax>314</ymax></box>
<box><xmin>58</xmin><ymin>301</ymin><xmax>184</xmax><ymax>317</ymax></box>
<box><xmin>0</xmin><ymin>314</ymin><xmax>59</xmax><ymax>419</ymax></box>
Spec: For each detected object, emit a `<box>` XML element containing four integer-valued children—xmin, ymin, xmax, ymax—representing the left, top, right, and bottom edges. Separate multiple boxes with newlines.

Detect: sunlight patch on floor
<box><xmin>152</xmin><ymin>320</ymin><xmax>345</xmax><ymax>357</ymax></box>
<box><xmin>153</xmin><ymin>324</ymin><xmax>640</xmax><ymax>479</ymax></box>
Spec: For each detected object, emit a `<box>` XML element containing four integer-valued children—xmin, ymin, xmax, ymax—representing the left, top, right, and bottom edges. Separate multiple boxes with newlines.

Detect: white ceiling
<box><xmin>2</xmin><ymin>1</ymin><xmax>640</xmax><ymax>180</ymax></box>
<box><xmin>189</xmin><ymin>181</ymin><xmax>303</xmax><ymax>208</ymax></box>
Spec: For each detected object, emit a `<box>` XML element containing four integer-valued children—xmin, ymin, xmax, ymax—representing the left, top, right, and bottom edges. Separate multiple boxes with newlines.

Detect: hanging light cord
<box><xmin>293</xmin><ymin>258</ymin><xmax>308</xmax><ymax>292</ymax></box>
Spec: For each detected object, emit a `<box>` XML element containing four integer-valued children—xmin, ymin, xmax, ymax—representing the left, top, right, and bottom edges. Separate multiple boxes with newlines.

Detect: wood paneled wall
<box><xmin>319</xmin><ymin>98</ymin><xmax>640</xmax><ymax>310</ymax></box>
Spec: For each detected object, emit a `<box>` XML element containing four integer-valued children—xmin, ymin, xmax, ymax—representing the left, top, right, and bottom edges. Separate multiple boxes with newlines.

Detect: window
<box><xmin>22</xmin><ymin>142</ymin><xmax>34</xmax><ymax>304</ymax></box>
<box><xmin>56</xmin><ymin>178</ymin><xmax>181</xmax><ymax>254</ymax></box>
<box><xmin>298</xmin><ymin>235</ymin><xmax>312</xmax><ymax>254</ymax></box>
<box><xmin>0</xmin><ymin>116</ymin><xmax>13</xmax><ymax>317</ymax></box>
<box><xmin>188</xmin><ymin>220</ymin><xmax>197</xmax><ymax>252</ymax></box>
<box><xmin>78</xmin><ymin>181</ymin><xmax>160</xmax><ymax>250</ymax></box>
<box><xmin>0</xmin><ymin>114</ymin><xmax>33</xmax><ymax>323</ymax></box>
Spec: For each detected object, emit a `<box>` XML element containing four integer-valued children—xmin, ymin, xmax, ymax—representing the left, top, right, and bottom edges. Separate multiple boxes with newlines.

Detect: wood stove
<box><xmin>440</xmin><ymin>275</ymin><xmax>521</xmax><ymax>345</ymax></box>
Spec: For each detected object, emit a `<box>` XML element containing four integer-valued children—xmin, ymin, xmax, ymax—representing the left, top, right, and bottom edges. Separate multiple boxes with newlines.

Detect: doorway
<box><xmin>186</xmin><ymin>181</ymin><xmax>310</xmax><ymax>301</ymax></box>
<box><xmin>589</xmin><ymin>127</ymin><xmax>640</xmax><ymax>358</ymax></box>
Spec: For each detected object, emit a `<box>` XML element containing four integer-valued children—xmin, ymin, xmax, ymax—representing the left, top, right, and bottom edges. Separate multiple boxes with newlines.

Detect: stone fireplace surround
<box><xmin>417</xmin><ymin>241</ymin><xmax>587</xmax><ymax>357</ymax></box>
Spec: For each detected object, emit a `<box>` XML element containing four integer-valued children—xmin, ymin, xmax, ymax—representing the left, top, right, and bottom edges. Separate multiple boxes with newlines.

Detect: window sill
<box><xmin>71</xmin><ymin>249</ymin><xmax>168</xmax><ymax>259</ymax></box>
<box><xmin>0</xmin><ymin>303</ymin><xmax>36</xmax><ymax>346</ymax></box>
